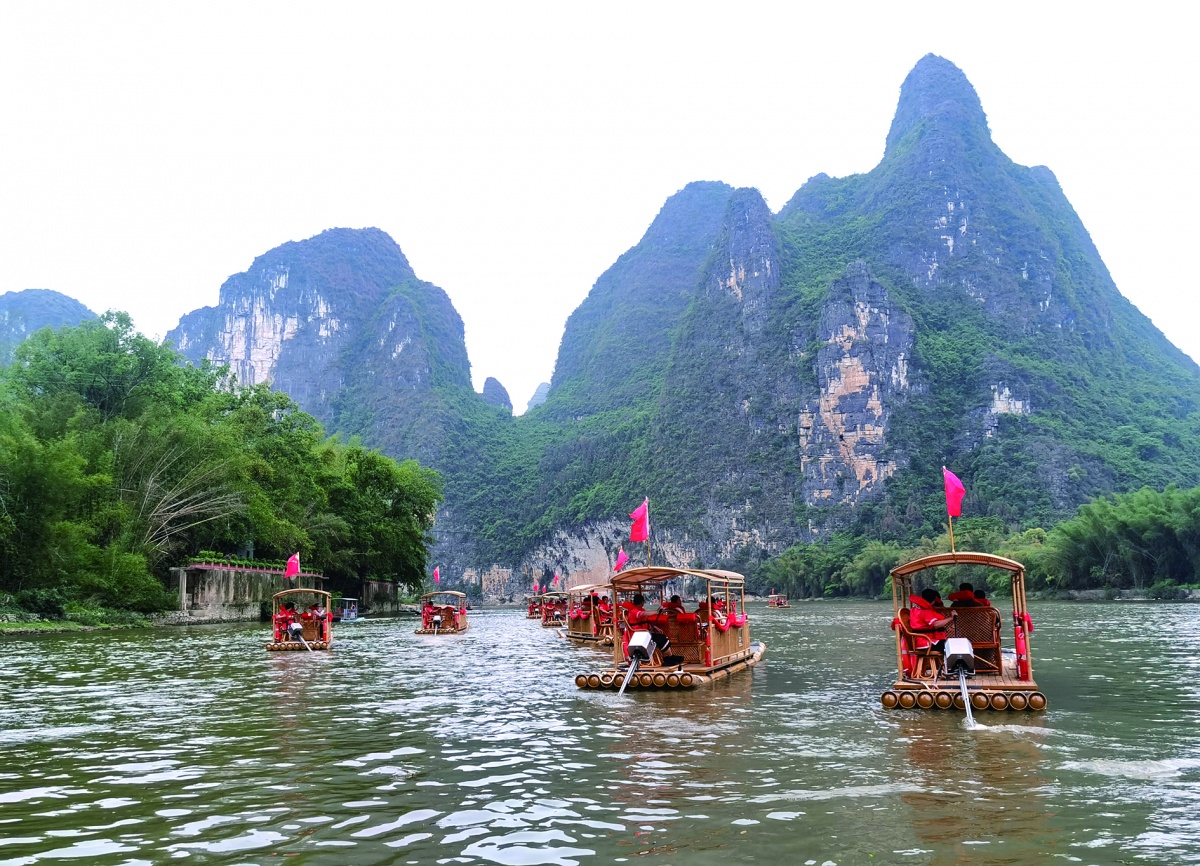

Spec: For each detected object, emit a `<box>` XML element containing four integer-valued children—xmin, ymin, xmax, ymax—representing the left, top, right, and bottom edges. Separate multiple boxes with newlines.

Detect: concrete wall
<box><xmin>360</xmin><ymin>579</ymin><xmax>402</xmax><ymax>613</ymax></box>
<box><xmin>162</xmin><ymin>566</ymin><xmax>325</xmax><ymax>625</ymax></box>
<box><xmin>159</xmin><ymin>567</ymin><xmax>412</xmax><ymax>624</ymax></box>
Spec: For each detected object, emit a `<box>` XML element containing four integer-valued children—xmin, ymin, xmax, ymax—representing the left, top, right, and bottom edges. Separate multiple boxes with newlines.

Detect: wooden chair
<box><xmin>897</xmin><ymin>608</ymin><xmax>943</xmax><ymax>679</ymax></box>
<box><xmin>949</xmin><ymin>607</ymin><xmax>1002</xmax><ymax>673</ymax></box>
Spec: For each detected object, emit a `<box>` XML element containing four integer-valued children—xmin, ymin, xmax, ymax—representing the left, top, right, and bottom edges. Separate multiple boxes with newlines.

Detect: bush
<box><xmin>15</xmin><ymin>588</ymin><xmax>68</xmax><ymax>619</ymax></box>
<box><xmin>1149</xmin><ymin>581</ymin><xmax>1188</xmax><ymax>601</ymax></box>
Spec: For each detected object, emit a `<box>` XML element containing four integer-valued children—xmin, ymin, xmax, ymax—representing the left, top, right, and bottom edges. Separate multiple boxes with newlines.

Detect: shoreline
<box><xmin>3</xmin><ymin>590</ymin><xmax>1194</xmax><ymax>636</ymax></box>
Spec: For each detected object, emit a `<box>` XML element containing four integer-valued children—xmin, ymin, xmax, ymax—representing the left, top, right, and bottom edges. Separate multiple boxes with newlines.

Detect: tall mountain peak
<box><xmin>884</xmin><ymin>54</ymin><xmax>991</xmax><ymax>158</ymax></box>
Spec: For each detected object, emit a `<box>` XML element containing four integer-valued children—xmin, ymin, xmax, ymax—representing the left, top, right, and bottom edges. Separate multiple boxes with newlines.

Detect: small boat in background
<box><xmin>563</xmin><ymin>583</ymin><xmax>614</xmax><ymax>645</ymax></box>
<box><xmin>767</xmin><ymin>592</ymin><xmax>791</xmax><ymax>609</ymax></box>
<box><xmin>525</xmin><ymin>594</ymin><xmax>543</xmax><ymax>619</ymax></box>
<box><xmin>334</xmin><ymin>597</ymin><xmax>362</xmax><ymax>622</ymax></box>
<box><xmin>266</xmin><ymin>588</ymin><xmax>334</xmax><ymax>651</ymax></box>
<box><xmin>416</xmin><ymin>591</ymin><xmax>470</xmax><ymax>635</ymax></box>
<box><xmin>882</xmin><ymin>551</ymin><xmax>1046</xmax><ymax>712</ymax></box>
<box><xmin>540</xmin><ymin>591</ymin><xmax>568</xmax><ymax>628</ymax></box>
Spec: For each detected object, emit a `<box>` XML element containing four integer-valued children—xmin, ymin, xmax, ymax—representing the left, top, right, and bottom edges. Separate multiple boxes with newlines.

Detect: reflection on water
<box><xmin>2</xmin><ymin>602</ymin><xmax>1200</xmax><ymax>864</ymax></box>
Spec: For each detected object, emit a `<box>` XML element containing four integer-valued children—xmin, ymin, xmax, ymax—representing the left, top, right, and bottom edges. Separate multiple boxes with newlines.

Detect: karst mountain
<box><xmin>164</xmin><ymin>55</ymin><xmax>1200</xmax><ymax>596</ymax></box>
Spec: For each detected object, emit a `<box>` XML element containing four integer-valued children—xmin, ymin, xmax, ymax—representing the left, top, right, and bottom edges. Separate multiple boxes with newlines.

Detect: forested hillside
<box><xmin>152</xmin><ymin>55</ymin><xmax>1200</xmax><ymax>597</ymax></box>
<box><xmin>0</xmin><ymin>313</ymin><xmax>441</xmax><ymax>621</ymax></box>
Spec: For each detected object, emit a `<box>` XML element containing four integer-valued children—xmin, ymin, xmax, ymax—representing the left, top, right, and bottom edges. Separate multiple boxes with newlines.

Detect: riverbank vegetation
<box><xmin>0</xmin><ymin>313</ymin><xmax>442</xmax><ymax>619</ymax></box>
<box><xmin>755</xmin><ymin>485</ymin><xmax>1200</xmax><ymax>599</ymax></box>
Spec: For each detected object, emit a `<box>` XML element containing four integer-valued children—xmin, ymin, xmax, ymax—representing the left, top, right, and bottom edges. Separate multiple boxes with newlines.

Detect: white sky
<box><xmin>1</xmin><ymin>3</ymin><xmax>1196</xmax><ymax>413</ymax></box>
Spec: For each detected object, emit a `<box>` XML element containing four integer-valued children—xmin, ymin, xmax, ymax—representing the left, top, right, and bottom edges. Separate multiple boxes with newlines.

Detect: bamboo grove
<box><xmin>0</xmin><ymin>313</ymin><xmax>442</xmax><ymax>620</ymax></box>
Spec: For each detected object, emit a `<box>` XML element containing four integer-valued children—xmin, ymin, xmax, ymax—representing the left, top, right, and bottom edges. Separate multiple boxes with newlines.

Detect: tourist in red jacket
<box><xmin>910</xmin><ymin>588</ymin><xmax>956</xmax><ymax>651</ymax></box>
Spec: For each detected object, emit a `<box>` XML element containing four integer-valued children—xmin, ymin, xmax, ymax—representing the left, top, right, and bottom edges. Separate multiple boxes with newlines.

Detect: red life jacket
<box><xmin>908</xmin><ymin>596</ymin><xmax>946</xmax><ymax>648</ymax></box>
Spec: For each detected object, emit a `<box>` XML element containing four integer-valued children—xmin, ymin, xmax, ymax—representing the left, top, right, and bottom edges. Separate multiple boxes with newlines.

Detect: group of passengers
<box><xmin>907</xmin><ymin>582</ymin><xmax>990</xmax><ymax>652</ymax></box>
<box><xmin>618</xmin><ymin>592</ymin><xmax>741</xmax><ymax>627</ymax></box>
<box><xmin>421</xmin><ymin>598</ymin><xmax>463</xmax><ymax>628</ymax></box>
<box><xmin>272</xmin><ymin>600</ymin><xmax>330</xmax><ymax>643</ymax></box>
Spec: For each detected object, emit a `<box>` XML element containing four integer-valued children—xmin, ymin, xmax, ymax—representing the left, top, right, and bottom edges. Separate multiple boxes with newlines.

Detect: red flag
<box><xmin>284</xmin><ymin>552</ymin><xmax>300</xmax><ymax>579</ymax></box>
<box><xmin>433</xmin><ymin>566</ymin><xmax>440</xmax><ymax>585</ymax></box>
<box><xmin>943</xmin><ymin>467</ymin><xmax>966</xmax><ymax>518</ymax></box>
<box><xmin>552</xmin><ymin>572</ymin><xmax>560</xmax><ymax>587</ymax></box>
<box><xmin>629</xmin><ymin>498</ymin><xmax>649</xmax><ymax>543</ymax></box>
<box><xmin>614</xmin><ymin>547</ymin><xmax>629</xmax><ymax>572</ymax></box>
<box><xmin>532</xmin><ymin>580</ymin><xmax>540</xmax><ymax>593</ymax></box>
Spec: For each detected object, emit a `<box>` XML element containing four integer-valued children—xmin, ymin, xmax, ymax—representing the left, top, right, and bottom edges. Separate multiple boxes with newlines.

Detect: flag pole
<box><xmin>948</xmin><ymin>515</ymin><xmax>956</xmax><ymax>554</ymax></box>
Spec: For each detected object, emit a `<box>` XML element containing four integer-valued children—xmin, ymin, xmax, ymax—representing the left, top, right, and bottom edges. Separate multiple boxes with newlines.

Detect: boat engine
<box><xmin>944</xmin><ymin>637</ymin><xmax>975</xmax><ymax>676</ymax></box>
<box><xmin>627</xmin><ymin>630</ymin><xmax>655</xmax><ymax>661</ymax></box>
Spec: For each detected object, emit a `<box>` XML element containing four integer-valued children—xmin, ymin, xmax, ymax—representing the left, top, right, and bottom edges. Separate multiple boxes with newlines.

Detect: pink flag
<box><xmin>614</xmin><ymin>547</ymin><xmax>629</xmax><ymax>572</ymax></box>
<box><xmin>284</xmin><ymin>552</ymin><xmax>300</xmax><ymax>579</ymax></box>
<box><xmin>943</xmin><ymin>467</ymin><xmax>966</xmax><ymax>518</ymax></box>
<box><xmin>532</xmin><ymin>580</ymin><xmax>540</xmax><ymax>593</ymax></box>
<box><xmin>629</xmin><ymin>498</ymin><xmax>649</xmax><ymax>543</ymax></box>
<box><xmin>433</xmin><ymin>566</ymin><xmax>440</xmax><ymax>585</ymax></box>
<box><xmin>552</xmin><ymin>572</ymin><xmax>560</xmax><ymax>587</ymax></box>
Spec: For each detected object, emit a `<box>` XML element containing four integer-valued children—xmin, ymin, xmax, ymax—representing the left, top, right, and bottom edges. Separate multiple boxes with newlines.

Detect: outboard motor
<box><xmin>431</xmin><ymin>613</ymin><xmax>443</xmax><ymax>635</ymax></box>
<box><xmin>944</xmin><ymin>638</ymin><xmax>975</xmax><ymax>677</ymax></box>
<box><xmin>944</xmin><ymin>637</ymin><xmax>978</xmax><ymax>727</ymax></box>
<box><xmin>618</xmin><ymin>631</ymin><xmax>655</xmax><ymax>697</ymax></box>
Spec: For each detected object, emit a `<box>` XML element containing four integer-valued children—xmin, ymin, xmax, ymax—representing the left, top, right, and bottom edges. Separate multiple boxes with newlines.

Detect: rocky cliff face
<box><xmin>0</xmin><ymin>289</ymin><xmax>96</xmax><ymax>363</ymax></box>
<box><xmin>166</xmin><ymin>227</ymin><xmax>483</xmax><ymax>468</ymax></box>
<box><xmin>167</xmin><ymin>228</ymin><xmax>421</xmax><ymax>426</ymax></box>
<box><xmin>161</xmin><ymin>56</ymin><xmax>1200</xmax><ymax>601</ymax></box>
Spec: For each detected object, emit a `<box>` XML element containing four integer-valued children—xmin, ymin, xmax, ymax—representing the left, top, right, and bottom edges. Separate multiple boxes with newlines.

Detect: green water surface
<box><xmin>2</xmin><ymin>601</ymin><xmax>1199</xmax><ymax>865</ymax></box>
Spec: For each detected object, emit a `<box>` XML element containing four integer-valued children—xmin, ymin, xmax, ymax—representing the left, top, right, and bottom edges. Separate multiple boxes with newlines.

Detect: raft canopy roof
<box><xmin>272</xmin><ymin>588</ymin><xmax>332</xmax><ymax>604</ymax></box>
<box><xmin>539</xmin><ymin>591</ymin><xmax>569</xmax><ymax>600</ymax></box>
<box><xmin>889</xmin><ymin>551</ymin><xmax>1025</xmax><ymax>581</ymax></box>
<box><xmin>420</xmin><ymin>590</ymin><xmax>467</xmax><ymax>601</ymax></box>
<box><xmin>611</xmin><ymin>566</ymin><xmax>744</xmax><ymax>590</ymax></box>
<box><xmin>566</xmin><ymin>582</ymin><xmax>610</xmax><ymax>596</ymax></box>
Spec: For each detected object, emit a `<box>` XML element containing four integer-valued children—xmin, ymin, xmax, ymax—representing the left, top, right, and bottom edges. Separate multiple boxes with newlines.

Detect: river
<box><xmin>3</xmin><ymin>601</ymin><xmax>1200</xmax><ymax>865</ymax></box>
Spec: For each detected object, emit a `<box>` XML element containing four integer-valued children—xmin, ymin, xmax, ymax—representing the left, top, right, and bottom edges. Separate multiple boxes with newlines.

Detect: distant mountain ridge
<box><xmin>160</xmin><ymin>55</ymin><xmax>1200</xmax><ymax>599</ymax></box>
<box><xmin>0</xmin><ymin>289</ymin><xmax>96</xmax><ymax>363</ymax></box>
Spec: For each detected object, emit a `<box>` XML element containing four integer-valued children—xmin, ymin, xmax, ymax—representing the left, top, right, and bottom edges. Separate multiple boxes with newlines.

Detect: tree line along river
<box><xmin>3</xmin><ymin>600</ymin><xmax>1199</xmax><ymax>865</ymax></box>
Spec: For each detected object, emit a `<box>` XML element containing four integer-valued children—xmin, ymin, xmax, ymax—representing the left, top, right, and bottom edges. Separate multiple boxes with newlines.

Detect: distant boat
<box><xmin>539</xmin><ymin>591</ymin><xmax>568</xmax><ymax>628</ymax></box>
<box><xmin>767</xmin><ymin>592</ymin><xmax>791</xmax><ymax>609</ymax></box>
<box><xmin>525</xmin><ymin>594</ymin><xmax>542</xmax><ymax>619</ymax></box>
<box><xmin>562</xmin><ymin>583</ymin><xmax>615</xmax><ymax>645</ymax></box>
<box><xmin>333</xmin><ymin>598</ymin><xmax>362</xmax><ymax>623</ymax></box>
<box><xmin>266</xmin><ymin>588</ymin><xmax>334</xmax><ymax>652</ymax></box>
<box><xmin>416</xmin><ymin>591</ymin><xmax>470</xmax><ymax>635</ymax></box>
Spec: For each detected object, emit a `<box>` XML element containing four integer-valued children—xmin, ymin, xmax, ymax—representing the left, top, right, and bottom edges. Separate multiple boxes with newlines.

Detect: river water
<box><xmin>3</xmin><ymin>601</ymin><xmax>1200</xmax><ymax>865</ymax></box>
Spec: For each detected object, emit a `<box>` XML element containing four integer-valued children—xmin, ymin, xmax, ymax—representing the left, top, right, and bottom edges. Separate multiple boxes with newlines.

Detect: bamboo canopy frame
<box><xmin>885</xmin><ymin>550</ymin><xmax>1043</xmax><ymax>711</ymax></box>
<box><xmin>266</xmin><ymin>587</ymin><xmax>334</xmax><ymax>651</ymax></box>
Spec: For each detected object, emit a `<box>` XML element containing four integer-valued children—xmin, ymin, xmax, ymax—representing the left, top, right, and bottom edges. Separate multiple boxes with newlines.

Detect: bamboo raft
<box><xmin>574</xmin><ymin>566</ymin><xmax>766</xmax><ymax>691</ymax></box>
<box><xmin>562</xmin><ymin>583</ymin><xmax>615</xmax><ymax>645</ymax></box>
<box><xmin>415</xmin><ymin>590</ymin><xmax>470</xmax><ymax>635</ymax></box>
<box><xmin>540</xmin><ymin>591</ymin><xmax>568</xmax><ymax>628</ymax></box>
<box><xmin>881</xmin><ymin>551</ymin><xmax>1046</xmax><ymax>712</ymax></box>
<box><xmin>265</xmin><ymin>588</ymin><xmax>334</xmax><ymax>652</ymax></box>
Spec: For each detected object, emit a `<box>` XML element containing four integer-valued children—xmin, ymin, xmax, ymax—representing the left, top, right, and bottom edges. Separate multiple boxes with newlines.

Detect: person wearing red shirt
<box><xmin>948</xmin><ymin>582</ymin><xmax>980</xmax><ymax>608</ymax></box>
<box><xmin>909</xmin><ymin>588</ymin><xmax>956</xmax><ymax>651</ymax></box>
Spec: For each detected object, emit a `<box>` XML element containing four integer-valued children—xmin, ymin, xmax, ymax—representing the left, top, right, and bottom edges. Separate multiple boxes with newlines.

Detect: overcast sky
<box><xmin>2</xmin><ymin>3</ymin><xmax>1196</xmax><ymax>412</ymax></box>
